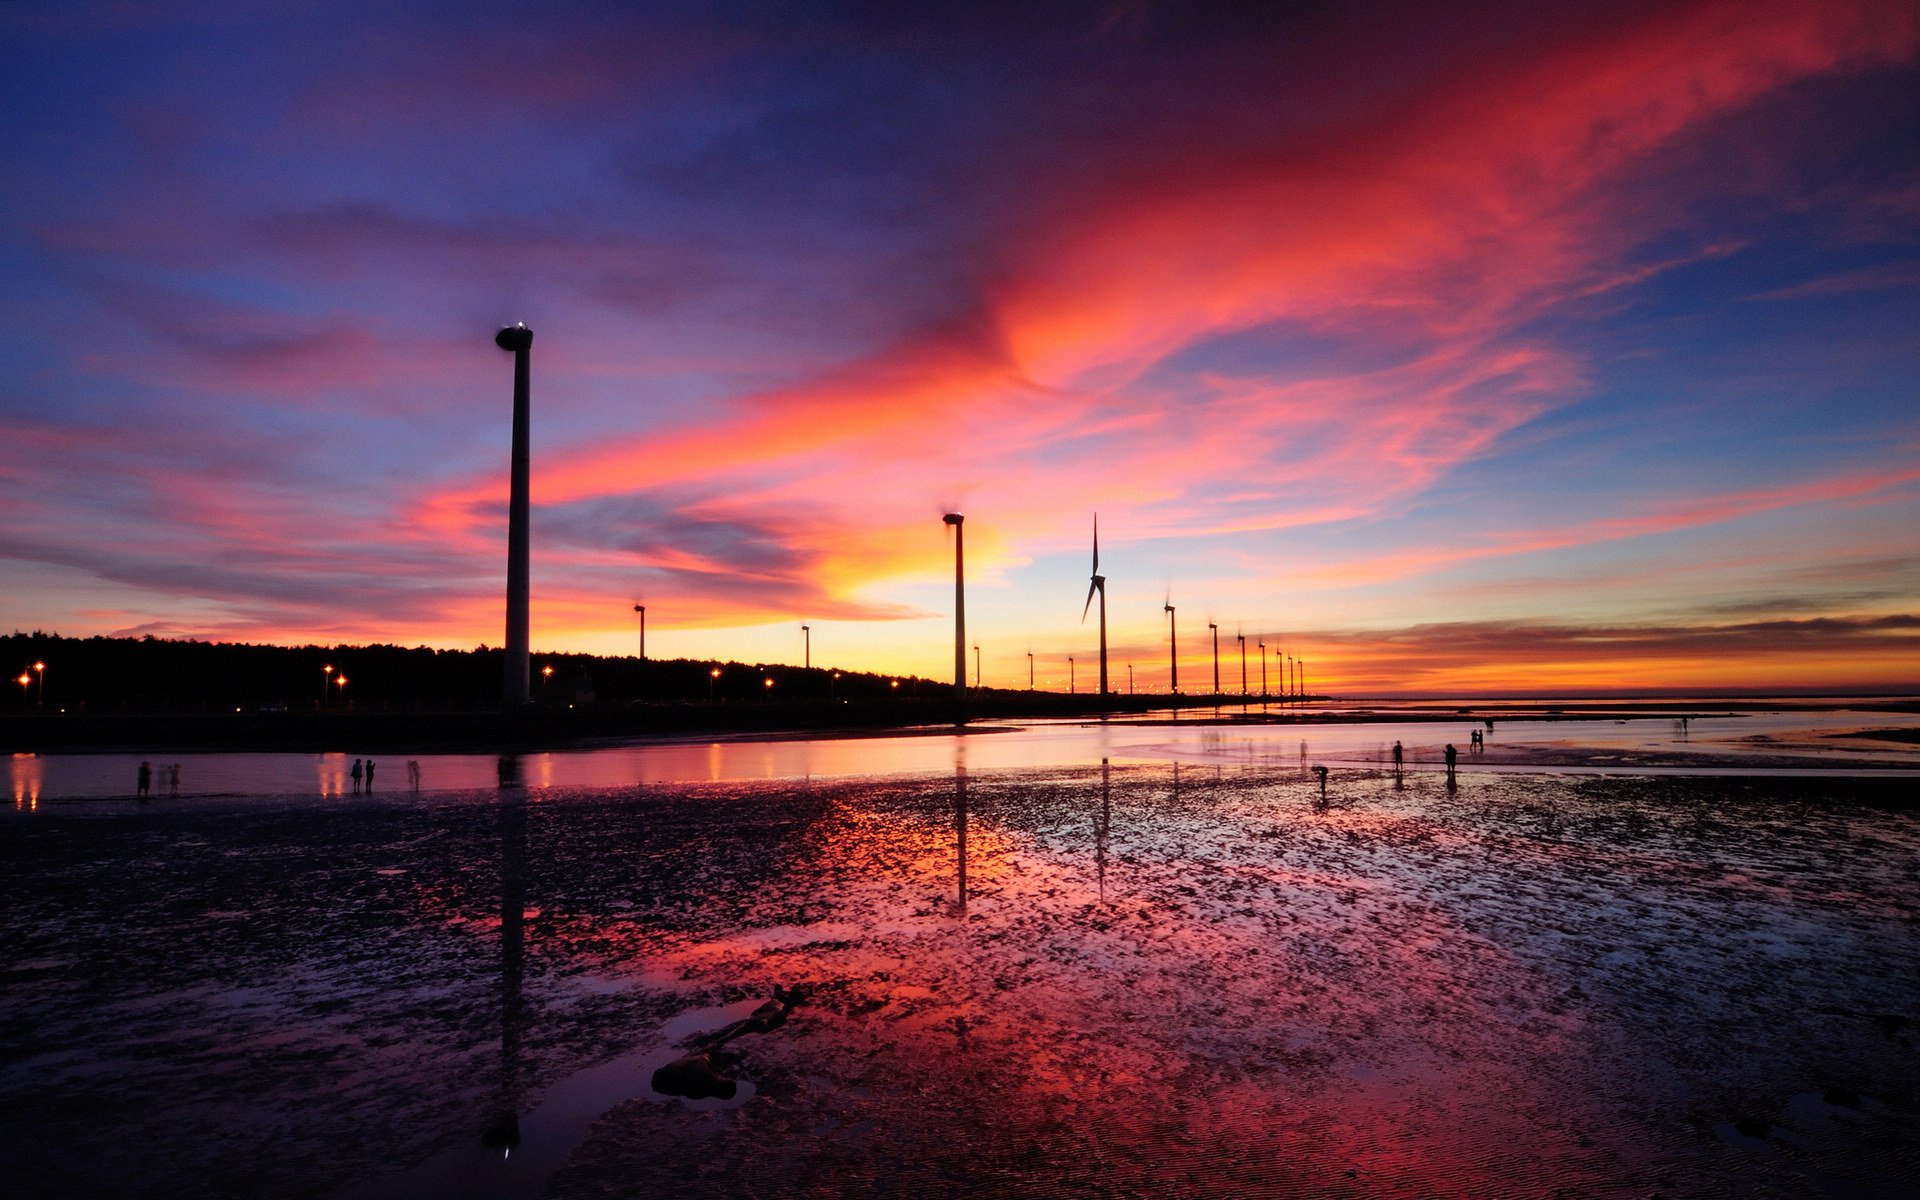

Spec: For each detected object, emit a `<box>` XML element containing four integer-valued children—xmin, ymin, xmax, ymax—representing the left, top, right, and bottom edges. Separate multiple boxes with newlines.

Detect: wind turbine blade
<box><xmin>1082</xmin><ymin>580</ymin><xmax>1098</xmax><ymax>622</ymax></box>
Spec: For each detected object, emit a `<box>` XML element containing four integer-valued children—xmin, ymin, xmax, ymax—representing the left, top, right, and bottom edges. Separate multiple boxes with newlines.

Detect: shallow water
<box><xmin>6</xmin><ymin>701</ymin><xmax>1917</xmax><ymax>806</ymax></box>
<box><xmin>1</xmin><ymin>762</ymin><xmax>1915</xmax><ymax>1198</ymax></box>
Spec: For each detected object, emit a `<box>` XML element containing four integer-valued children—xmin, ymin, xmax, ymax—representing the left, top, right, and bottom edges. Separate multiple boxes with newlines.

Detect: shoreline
<box><xmin>5</xmin><ymin>693</ymin><xmax>1916</xmax><ymax>756</ymax></box>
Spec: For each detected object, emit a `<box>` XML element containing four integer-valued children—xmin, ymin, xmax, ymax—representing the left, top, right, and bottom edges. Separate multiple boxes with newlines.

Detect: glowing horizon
<box><xmin>2</xmin><ymin>1</ymin><xmax>1916</xmax><ymax>695</ymax></box>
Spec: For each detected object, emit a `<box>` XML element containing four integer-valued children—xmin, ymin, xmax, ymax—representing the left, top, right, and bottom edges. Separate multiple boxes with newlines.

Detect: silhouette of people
<box><xmin>167</xmin><ymin>763</ymin><xmax>180</xmax><ymax>797</ymax></box>
<box><xmin>1392</xmin><ymin>740</ymin><xmax>1404</xmax><ymax>772</ymax></box>
<box><xmin>365</xmin><ymin>760</ymin><xmax>376</xmax><ymax>791</ymax></box>
<box><xmin>497</xmin><ymin>754</ymin><xmax>520</xmax><ymax>787</ymax></box>
<box><xmin>1313</xmin><ymin>764</ymin><xmax>1329</xmax><ymax>807</ymax></box>
<box><xmin>407</xmin><ymin>760</ymin><xmax>421</xmax><ymax>791</ymax></box>
<box><xmin>350</xmin><ymin>758</ymin><xmax>364</xmax><ymax>793</ymax></box>
<box><xmin>1444</xmin><ymin>742</ymin><xmax>1457</xmax><ymax>782</ymax></box>
<box><xmin>137</xmin><ymin>761</ymin><xmax>151</xmax><ymax>800</ymax></box>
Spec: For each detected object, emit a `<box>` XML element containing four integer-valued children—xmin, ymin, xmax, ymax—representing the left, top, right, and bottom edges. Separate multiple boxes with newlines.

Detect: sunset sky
<box><xmin>2</xmin><ymin>0</ymin><xmax>1916</xmax><ymax>694</ymax></box>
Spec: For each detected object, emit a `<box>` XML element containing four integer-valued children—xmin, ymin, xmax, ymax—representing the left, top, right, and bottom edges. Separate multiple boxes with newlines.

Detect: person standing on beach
<box><xmin>351</xmin><ymin>758</ymin><xmax>364</xmax><ymax>793</ymax></box>
<box><xmin>137</xmin><ymin>761</ymin><xmax>151</xmax><ymax>800</ymax></box>
<box><xmin>1444</xmin><ymin>742</ymin><xmax>1457</xmax><ymax>786</ymax></box>
<box><xmin>365</xmin><ymin>760</ymin><xmax>376</xmax><ymax>791</ymax></box>
<box><xmin>1392</xmin><ymin>741</ymin><xmax>1403</xmax><ymax>772</ymax></box>
<box><xmin>168</xmin><ymin>763</ymin><xmax>180</xmax><ymax>797</ymax></box>
<box><xmin>407</xmin><ymin>760</ymin><xmax>420</xmax><ymax>791</ymax></box>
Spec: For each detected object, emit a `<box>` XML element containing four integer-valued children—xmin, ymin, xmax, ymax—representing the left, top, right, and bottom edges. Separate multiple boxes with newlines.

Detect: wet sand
<box><xmin>3</xmin><ymin>766</ymin><xmax>1916</xmax><ymax>1198</ymax></box>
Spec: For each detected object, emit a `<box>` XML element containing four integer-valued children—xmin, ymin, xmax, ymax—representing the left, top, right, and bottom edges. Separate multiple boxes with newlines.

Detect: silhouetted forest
<box><xmin>1</xmin><ymin>631</ymin><xmax>942</xmax><ymax>712</ymax></box>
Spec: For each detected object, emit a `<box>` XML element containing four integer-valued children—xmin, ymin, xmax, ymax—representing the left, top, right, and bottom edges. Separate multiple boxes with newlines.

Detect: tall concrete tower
<box><xmin>496</xmin><ymin>323</ymin><xmax>533</xmax><ymax>705</ymax></box>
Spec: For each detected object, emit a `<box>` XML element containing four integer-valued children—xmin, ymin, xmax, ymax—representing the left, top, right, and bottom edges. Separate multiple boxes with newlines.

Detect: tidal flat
<box><xmin>3</xmin><ymin>766</ymin><xmax>1916</xmax><ymax>1198</ymax></box>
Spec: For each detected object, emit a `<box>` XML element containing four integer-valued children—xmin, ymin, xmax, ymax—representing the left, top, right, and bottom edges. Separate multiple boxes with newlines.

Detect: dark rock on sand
<box><xmin>652</xmin><ymin>1053</ymin><xmax>738</xmax><ymax>1100</ymax></box>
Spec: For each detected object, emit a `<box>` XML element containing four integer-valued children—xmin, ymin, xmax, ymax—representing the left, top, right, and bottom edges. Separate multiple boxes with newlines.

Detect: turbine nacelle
<box><xmin>495</xmin><ymin>323</ymin><xmax>533</xmax><ymax>352</ymax></box>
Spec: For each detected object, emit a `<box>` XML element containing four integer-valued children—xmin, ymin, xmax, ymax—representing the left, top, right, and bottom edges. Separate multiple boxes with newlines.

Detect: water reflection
<box><xmin>482</xmin><ymin>791</ymin><xmax>527</xmax><ymax>1153</ymax></box>
<box><xmin>6</xmin><ymin>704</ymin><xmax>1919</xmax><ymax>803</ymax></box>
<box><xmin>1094</xmin><ymin>758</ymin><xmax>1110</xmax><ymax>904</ymax></box>
<box><xmin>953</xmin><ymin>743</ymin><xmax>968</xmax><ymax>916</ymax></box>
<box><xmin>12</xmin><ymin>753</ymin><xmax>41</xmax><ymax>810</ymax></box>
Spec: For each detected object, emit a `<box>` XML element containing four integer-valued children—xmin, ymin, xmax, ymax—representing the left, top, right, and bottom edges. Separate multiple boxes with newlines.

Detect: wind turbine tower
<box><xmin>495</xmin><ymin>323</ymin><xmax>533</xmax><ymax>706</ymax></box>
<box><xmin>944</xmin><ymin>514</ymin><xmax>966</xmax><ymax>712</ymax></box>
<box><xmin>1164</xmin><ymin>600</ymin><xmax>1178</xmax><ymax>694</ymax></box>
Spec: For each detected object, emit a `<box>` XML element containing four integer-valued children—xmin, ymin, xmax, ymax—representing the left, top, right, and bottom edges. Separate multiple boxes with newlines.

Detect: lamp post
<box><xmin>32</xmin><ymin>660</ymin><xmax>44</xmax><ymax>708</ymax></box>
<box><xmin>973</xmin><ymin>645</ymin><xmax>981</xmax><ymax>689</ymax></box>
<box><xmin>1208</xmin><ymin>624</ymin><xmax>1219</xmax><ymax>696</ymax></box>
<box><xmin>708</xmin><ymin>666</ymin><xmax>720</xmax><ymax>704</ymax></box>
<box><xmin>831</xmin><ymin>672</ymin><xmax>840</xmax><ymax>701</ymax></box>
<box><xmin>321</xmin><ymin>664</ymin><xmax>334</xmax><ymax>709</ymax></box>
<box><xmin>633</xmin><ymin>604</ymin><xmax>646</xmax><ymax>660</ymax></box>
<box><xmin>15</xmin><ymin>673</ymin><xmax>29</xmax><ymax>704</ymax></box>
<box><xmin>1259</xmin><ymin>641</ymin><xmax>1267</xmax><ymax>698</ymax></box>
<box><xmin>335</xmin><ymin>674</ymin><xmax>349</xmax><ymax>707</ymax></box>
<box><xmin>801</xmin><ymin>624</ymin><xmax>811</xmax><ymax>670</ymax></box>
<box><xmin>1127</xmin><ymin>663</ymin><xmax>1134</xmax><ymax>695</ymax></box>
<box><xmin>1285</xmin><ymin>653</ymin><xmax>1293</xmax><ymax>699</ymax></box>
<box><xmin>1027</xmin><ymin>651</ymin><xmax>1034</xmax><ymax>691</ymax></box>
<box><xmin>1236</xmin><ymin>635</ymin><xmax>1246</xmax><ymax>696</ymax></box>
<box><xmin>1069</xmin><ymin>656</ymin><xmax>1075</xmax><ymax>695</ymax></box>
<box><xmin>1299</xmin><ymin>658</ymin><xmax>1306</xmax><ymax>699</ymax></box>
<box><xmin>541</xmin><ymin>664</ymin><xmax>554</xmax><ymax>697</ymax></box>
<box><xmin>494</xmin><ymin>322</ymin><xmax>534</xmax><ymax>706</ymax></box>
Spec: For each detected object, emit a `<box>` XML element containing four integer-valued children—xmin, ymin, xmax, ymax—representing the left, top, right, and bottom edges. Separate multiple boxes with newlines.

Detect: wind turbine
<box><xmin>1236</xmin><ymin>633</ymin><xmax>1247</xmax><ymax>697</ymax></box>
<box><xmin>943</xmin><ymin>514</ymin><xmax>965</xmax><ymax>718</ymax></box>
<box><xmin>1208</xmin><ymin>623</ymin><xmax>1219</xmax><ymax>696</ymax></box>
<box><xmin>1081</xmin><ymin>514</ymin><xmax>1109</xmax><ymax>698</ymax></box>
<box><xmin>1164</xmin><ymin>598</ymin><xmax>1178</xmax><ymax>694</ymax></box>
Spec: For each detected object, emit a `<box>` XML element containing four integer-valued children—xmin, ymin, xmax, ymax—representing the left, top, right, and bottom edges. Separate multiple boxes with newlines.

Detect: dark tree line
<box><xmin>2</xmin><ymin>632</ymin><xmax>942</xmax><ymax>713</ymax></box>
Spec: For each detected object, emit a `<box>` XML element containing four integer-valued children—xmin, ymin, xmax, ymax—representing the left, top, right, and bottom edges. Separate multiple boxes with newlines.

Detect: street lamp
<box><xmin>973</xmin><ymin>644</ymin><xmax>980</xmax><ymax>689</ymax></box>
<box><xmin>1236</xmin><ymin>634</ymin><xmax>1246</xmax><ymax>696</ymax></box>
<box><xmin>633</xmin><ymin>604</ymin><xmax>646</xmax><ymax>660</ymax></box>
<box><xmin>709</xmin><ymin>666</ymin><xmax>721</xmax><ymax>703</ymax></box>
<box><xmin>541</xmin><ymin>664</ymin><xmax>554</xmax><ymax>696</ymax></box>
<box><xmin>1027</xmin><ymin>650</ymin><xmax>1034</xmax><ymax>691</ymax></box>
<box><xmin>32</xmin><ymin>660</ymin><xmax>44</xmax><ymax>707</ymax></box>
<box><xmin>335</xmin><ymin>674</ymin><xmax>349</xmax><ymax>705</ymax></box>
<box><xmin>1127</xmin><ymin>662</ymin><xmax>1134</xmax><ymax>695</ymax></box>
<box><xmin>802</xmin><ymin>624</ymin><xmax>811</xmax><ymax>669</ymax></box>
<box><xmin>321</xmin><ymin>664</ymin><xmax>334</xmax><ymax>708</ymax></box>
<box><xmin>1069</xmin><ymin>656</ymin><xmax>1075</xmax><ymax>695</ymax></box>
<box><xmin>1258</xmin><ymin>641</ymin><xmax>1267</xmax><ymax>698</ymax></box>
<box><xmin>15</xmin><ymin>673</ymin><xmax>29</xmax><ymax>703</ymax></box>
